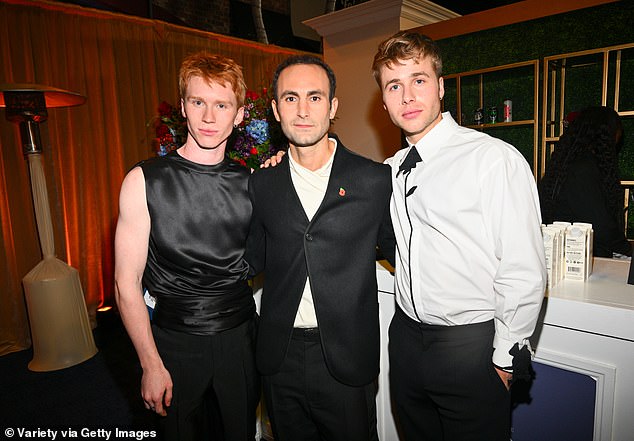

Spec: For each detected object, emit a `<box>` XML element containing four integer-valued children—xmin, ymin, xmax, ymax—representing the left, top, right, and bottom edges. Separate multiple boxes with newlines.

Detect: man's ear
<box><xmin>234</xmin><ymin>106</ymin><xmax>244</xmax><ymax>127</ymax></box>
<box><xmin>181</xmin><ymin>98</ymin><xmax>186</xmax><ymax>118</ymax></box>
<box><xmin>329</xmin><ymin>97</ymin><xmax>339</xmax><ymax>120</ymax></box>
<box><xmin>438</xmin><ymin>76</ymin><xmax>445</xmax><ymax>101</ymax></box>
<box><xmin>271</xmin><ymin>100</ymin><xmax>281</xmax><ymax>122</ymax></box>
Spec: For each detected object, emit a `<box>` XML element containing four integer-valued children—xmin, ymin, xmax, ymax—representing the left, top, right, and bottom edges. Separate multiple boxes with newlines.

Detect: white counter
<box><xmin>532</xmin><ymin>257</ymin><xmax>634</xmax><ymax>441</ymax></box>
<box><xmin>542</xmin><ymin>257</ymin><xmax>634</xmax><ymax>340</ymax></box>
<box><xmin>375</xmin><ymin>258</ymin><xmax>634</xmax><ymax>441</ymax></box>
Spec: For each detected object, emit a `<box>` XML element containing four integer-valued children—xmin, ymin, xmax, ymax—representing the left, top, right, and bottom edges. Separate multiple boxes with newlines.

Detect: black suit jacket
<box><xmin>247</xmin><ymin>137</ymin><xmax>394</xmax><ymax>387</ymax></box>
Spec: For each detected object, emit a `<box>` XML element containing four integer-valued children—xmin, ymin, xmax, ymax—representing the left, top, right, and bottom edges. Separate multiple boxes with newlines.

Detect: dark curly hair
<box><xmin>539</xmin><ymin>106</ymin><xmax>624</xmax><ymax>224</ymax></box>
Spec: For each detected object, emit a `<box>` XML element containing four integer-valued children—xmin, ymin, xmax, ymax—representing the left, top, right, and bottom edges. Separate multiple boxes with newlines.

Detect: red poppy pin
<box><xmin>339</xmin><ymin>187</ymin><xmax>346</xmax><ymax>197</ymax></box>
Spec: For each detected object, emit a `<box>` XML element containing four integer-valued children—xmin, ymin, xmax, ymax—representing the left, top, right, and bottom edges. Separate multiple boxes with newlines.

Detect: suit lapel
<box><xmin>276</xmin><ymin>156</ymin><xmax>311</xmax><ymax>224</ymax></box>
<box><xmin>311</xmin><ymin>140</ymin><xmax>352</xmax><ymax>222</ymax></box>
<box><xmin>274</xmin><ymin>137</ymin><xmax>354</xmax><ymax>226</ymax></box>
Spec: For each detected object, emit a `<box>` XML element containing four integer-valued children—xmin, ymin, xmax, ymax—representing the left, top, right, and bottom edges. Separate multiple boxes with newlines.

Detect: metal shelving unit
<box><xmin>443</xmin><ymin>60</ymin><xmax>540</xmax><ymax>178</ymax></box>
<box><xmin>542</xmin><ymin>43</ymin><xmax>634</xmax><ymax>235</ymax></box>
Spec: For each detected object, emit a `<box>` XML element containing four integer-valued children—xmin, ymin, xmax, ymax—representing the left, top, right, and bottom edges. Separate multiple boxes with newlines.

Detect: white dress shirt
<box><xmin>385</xmin><ymin>112</ymin><xmax>546</xmax><ymax>369</ymax></box>
<box><xmin>288</xmin><ymin>139</ymin><xmax>337</xmax><ymax>328</ymax></box>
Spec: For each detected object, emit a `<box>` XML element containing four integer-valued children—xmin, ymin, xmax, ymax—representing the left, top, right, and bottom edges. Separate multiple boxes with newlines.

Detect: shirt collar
<box><xmin>402</xmin><ymin>111</ymin><xmax>456</xmax><ymax>165</ymax></box>
<box><xmin>288</xmin><ymin>137</ymin><xmax>337</xmax><ymax>178</ymax></box>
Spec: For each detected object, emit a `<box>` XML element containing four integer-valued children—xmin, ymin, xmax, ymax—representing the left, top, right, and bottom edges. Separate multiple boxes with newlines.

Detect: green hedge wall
<box><xmin>435</xmin><ymin>1</ymin><xmax>634</xmax><ymax>235</ymax></box>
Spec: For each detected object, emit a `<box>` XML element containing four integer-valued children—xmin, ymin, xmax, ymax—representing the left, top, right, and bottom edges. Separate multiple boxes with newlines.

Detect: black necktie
<box><xmin>398</xmin><ymin>146</ymin><xmax>422</xmax><ymax>176</ymax></box>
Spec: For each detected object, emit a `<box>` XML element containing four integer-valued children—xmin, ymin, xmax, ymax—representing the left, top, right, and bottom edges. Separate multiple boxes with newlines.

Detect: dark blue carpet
<box><xmin>0</xmin><ymin>311</ymin><xmax>157</xmax><ymax>438</ymax></box>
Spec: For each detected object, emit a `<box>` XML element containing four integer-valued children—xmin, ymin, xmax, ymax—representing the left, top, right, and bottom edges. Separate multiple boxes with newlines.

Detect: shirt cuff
<box><xmin>493</xmin><ymin>336</ymin><xmax>535</xmax><ymax>377</ymax></box>
<box><xmin>492</xmin><ymin>335</ymin><xmax>514</xmax><ymax>371</ymax></box>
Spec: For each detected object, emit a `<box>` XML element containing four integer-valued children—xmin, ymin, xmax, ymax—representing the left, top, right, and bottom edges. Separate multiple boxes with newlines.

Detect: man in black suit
<box><xmin>247</xmin><ymin>55</ymin><xmax>394</xmax><ymax>441</ymax></box>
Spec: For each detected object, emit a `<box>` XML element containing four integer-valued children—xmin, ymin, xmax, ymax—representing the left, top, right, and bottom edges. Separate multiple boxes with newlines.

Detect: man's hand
<box><xmin>141</xmin><ymin>365</ymin><xmax>173</xmax><ymax>416</ymax></box>
<box><xmin>261</xmin><ymin>150</ymin><xmax>286</xmax><ymax>168</ymax></box>
<box><xmin>494</xmin><ymin>366</ymin><xmax>513</xmax><ymax>391</ymax></box>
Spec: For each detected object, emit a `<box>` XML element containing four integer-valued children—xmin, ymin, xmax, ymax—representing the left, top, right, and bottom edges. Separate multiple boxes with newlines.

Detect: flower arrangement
<box><xmin>153</xmin><ymin>88</ymin><xmax>284</xmax><ymax>168</ymax></box>
<box><xmin>229</xmin><ymin>87</ymin><xmax>284</xmax><ymax>169</ymax></box>
<box><xmin>154</xmin><ymin>101</ymin><xmax>187</xmax><ymax>156</ymax></box>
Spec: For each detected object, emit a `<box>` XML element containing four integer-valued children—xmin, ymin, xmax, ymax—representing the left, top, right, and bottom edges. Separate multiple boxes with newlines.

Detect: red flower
<box><xmin>250</xmin><ymin>147</ymin><xmax>258</xmax><ymax>155</ymax></box>
<box><xmin>261</xmin><ymin>87</ymin><xmax>267</xmax><ymax>95</ymax></box>
<box><xmin>246</xmin><ymin>90</ymin><xmax>259</xmax><ymax>101</ymax></box>
<box><xmin>238</xmin><ymin>159</ymin><xmax>247</xmax><ymax>166</ymax></box>
<box><xmin>158</xmin><ymin>101</ymin><xmax>172</xmax><ymax>117</ymax></box>
<box><xmin>156</xmin><ymin>124</ymin><xmax>170</xmax><ymax>137</ymax></box>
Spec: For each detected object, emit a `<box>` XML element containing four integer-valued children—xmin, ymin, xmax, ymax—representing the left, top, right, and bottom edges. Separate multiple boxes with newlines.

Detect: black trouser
<box><xmin>152</xmin><ymin>318</ymin><xmax>260</xmax><ymax>441</ymax></box>
<box><xmin>389</xmin><ymin>307</ymin><xmax>510</xmax><ymax>441</ymax></box>
<box><xmin>262</xmin><ymin>327</ymin><xmax>378</xmax><ymax>441</ymax></box>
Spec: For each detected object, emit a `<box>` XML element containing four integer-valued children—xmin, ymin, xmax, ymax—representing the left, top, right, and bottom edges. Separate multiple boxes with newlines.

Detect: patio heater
<box><xmin>0</xmin><ymin>84</ymin><xmax>97</xmax><ymax>371</ymax></box>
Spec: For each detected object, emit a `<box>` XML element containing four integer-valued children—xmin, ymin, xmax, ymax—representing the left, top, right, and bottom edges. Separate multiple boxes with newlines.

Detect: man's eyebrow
<box><xmin>385</xmin><ymin>71</ymin><xmax>430</xmax><ymax>87</ymax></box>
<box><xmin>279</xmin><ymin>89</ymin><xmax>326</xmax><ymax>97</ymax></box>
<box><xmin>279</xmin><ymin>90</ymin><xmax>299</xmax><ymax>98</ymax></box>
<box><xmin>307</xmin><ymin>89</ymin><xmax>326</xmax><ymax>96</ymax></box>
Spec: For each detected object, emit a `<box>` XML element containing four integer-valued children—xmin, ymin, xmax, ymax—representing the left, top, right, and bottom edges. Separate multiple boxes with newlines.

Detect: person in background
<box><xmin>371</xmin><ymin>30</ymin><xmax>546</xmax><ymax>441</ymax></box>
<box><xmin>540</xmin><ymin>105</ymin><xmax>631</xmax><ymax>258</ymax></box>
<box><xmin>114</xmin><ymin>51</ymin><xmax>259</xmax><ymax>440</ymax></box>
<box><xmin>247</xmin><ymin>54</ymin><xmax>395</xmax><ymax>441</ymax></box>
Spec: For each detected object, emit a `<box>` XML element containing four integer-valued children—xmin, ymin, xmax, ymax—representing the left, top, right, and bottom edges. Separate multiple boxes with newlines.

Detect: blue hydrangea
<box><xmin>246</xmin><ymin>119</ymin><xmax>269</xmax><ymax>145</ymax></box>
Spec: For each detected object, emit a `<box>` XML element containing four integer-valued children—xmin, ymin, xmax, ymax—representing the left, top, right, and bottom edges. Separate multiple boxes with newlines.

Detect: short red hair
<box><xmin>178</xmin><ymin>52</ymin><xmax>247</xmax><ymax>107</ymax></box>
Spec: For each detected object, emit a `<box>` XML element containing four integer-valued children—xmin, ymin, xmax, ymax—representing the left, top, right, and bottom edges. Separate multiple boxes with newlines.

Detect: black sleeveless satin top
<box><xmin>140</xmin><ymin>151</ymin><xmax>254</xmax><ymax>334</ymax></box>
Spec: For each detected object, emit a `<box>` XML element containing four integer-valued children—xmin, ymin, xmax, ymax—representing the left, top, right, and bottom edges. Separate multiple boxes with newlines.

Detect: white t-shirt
<box><xmin>288</xmin><ymin>139</ymin><xmax>337</xmax><ymax>328</ymax></box>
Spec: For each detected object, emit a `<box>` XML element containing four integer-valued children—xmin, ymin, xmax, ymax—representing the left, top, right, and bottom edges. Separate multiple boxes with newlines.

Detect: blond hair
<box><xmin>371</xmin><ymin>31</ymin><xmax>442</xmax><ymax>86</ymax></box>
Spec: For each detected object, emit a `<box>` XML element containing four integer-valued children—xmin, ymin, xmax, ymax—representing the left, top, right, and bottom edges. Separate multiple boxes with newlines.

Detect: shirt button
<box><xmin>305</xmin><ymin>233</ymin><xmax>313</xmax><ymax>241</ymax></box>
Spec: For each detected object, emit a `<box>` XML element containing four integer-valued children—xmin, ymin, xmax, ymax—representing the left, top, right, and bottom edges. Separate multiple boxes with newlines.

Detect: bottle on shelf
<box><xmin>503</xmin><ymin>99</ymin><xmax>512</xmax><ymax>122</ymax></box>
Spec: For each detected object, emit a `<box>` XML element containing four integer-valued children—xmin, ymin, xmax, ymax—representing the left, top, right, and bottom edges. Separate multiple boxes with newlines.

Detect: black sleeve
<box><xmin>377</xmin><ymin>177</ymin><xmax>396</xmax><ymax>267</ymax></box>
<box><xmin>245</xmin><ymin>175</ymin><xmax>266</xmax><ymax>277</ymax></box>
